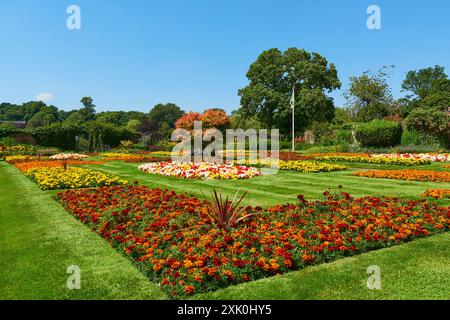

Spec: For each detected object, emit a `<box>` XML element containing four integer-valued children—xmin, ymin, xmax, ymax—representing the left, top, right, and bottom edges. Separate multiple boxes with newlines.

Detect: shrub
<box><xmin>355</xmin><ymin>120</ymin><xmax>402</xmax><ymax>147</ymax></box>
<box><xmin>335</xmin><ymin>129</ymin><xmax>353</xmax><ymax>144</ymax></box>
<box><xmin>0</xmin><ymin>123</ymin><xmax>20</xmax><ymax>138</ymax></box>
<box><xmin>30</xmin><ymin>123</ymin><xmax>82</xmax><ymax>150</ymax></box>
<box><xmin>405</xmin><ymin>108</ymin><xmax>450</xmax><ymax>148</ymax></box>
<box><xmin>401</xmin><ymin>130</ymin><xmax>441</xmax><ymax>147</ymax></box>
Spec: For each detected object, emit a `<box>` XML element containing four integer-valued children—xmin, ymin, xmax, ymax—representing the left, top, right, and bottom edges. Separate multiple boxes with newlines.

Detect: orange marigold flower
<box><xmin>184</xmin><ymin>285</ymin><xmax>195</xmax><ymax>294</ymax></box>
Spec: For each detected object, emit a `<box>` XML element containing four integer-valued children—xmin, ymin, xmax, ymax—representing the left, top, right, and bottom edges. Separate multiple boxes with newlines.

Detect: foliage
<box><xmin>308</xmin><ymin>122</ymin><xmax>335</xmax><ymax>145</ymax></box>
<box><xmin>0</xmin><ymin>101</ymin><xmax>54</xmax><ymax>122</ymax></box>
<box><xmin>63</xmin><ymin>112</ymin><xmax>85</xmax><ymax>126</ymax></box>
<box><xmin>175</xmin><ymin>112</ymin><xmax>203</xmax><ymax>130</ymax></box>
<box><xmin>26</xmin><ymin>110</ymin><xmax>58</xmax><ymax>129</ymax></box>
<box><xmin>201</xmin><ymin>108</ymin><xmax>230</xmax><ymax>131</ymax></box>
<box><xmin>355</xmin><ymin>119</ymin><xmax>402</xmax><ymax>147</ymax></box>
<box><xmin>401</xmin><ymin>65</ymin><xmax>447</xmax><ymax>100</ymax></box>
<box><xmin>96</xmin><ymin>111</ymin><xmax>146</xmax><ymax>127</ymax></box>
<box><xmin>149</xmin><ymin>103</ymin><xmax>185</xmax><ymax>131</ymax></box>
<box><xmin>345</xmin><ymin>66</ymin><xmax>396</xmax><ymax>121</ymax></box>
<box><xmin>405</xmin><ymin>108</ymin><xmax>450</xmax><ymax>148</ymax></box>
<box><xmin>0</xmin><ymin>123</ymin><xmax>20</xmax><ymax>138</ymax></box>
<box><xmin>85</xmin><ymin>121</ymin><xmax>137</xmax><ymax>152</ymax></box>
<box><xmin>238</xmin><ymin>48</ymin><xmax>341</xmax><ymax>135</ymax></box>
<box><xmin>207</xmin><ymin>189</ymin><xmax>252</xmax><ymax>229</ymax></box>
<box><xmin>229</xmin><ymin>112</ymin><xmax>262</xmax><ymax>130</ymax></box>
<box><xmin>79</xmin><ymin>97</ymin><xmax>96</xmax><ymax>121</ymax></box>
<box><xmin>419</xmin><ymin>78</ymin><xmax>450</xmax><ymax>111</ymax></box>
<box><xmin>30</xmin><ymin>123</ymin><xmax>82</xmax><ymax>150</ymax></box>
<box><xmin>401</xmin><ymin>130</ymin><xmax>442</xmax><ymax>147</ymax></box>
<box><xmin>56</xmin><ymin>186</ymin><xmax>450</xmax><ymax>297</ymax></box>
<box><xmin>335</xmin><ymin>129</ymin><xmax>353</xmax><ymax>144</ymax></box>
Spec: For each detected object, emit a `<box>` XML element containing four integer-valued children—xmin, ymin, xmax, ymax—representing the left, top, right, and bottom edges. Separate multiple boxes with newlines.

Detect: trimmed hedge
<box><xmin>355</xmin><ymin>120</ymin><xmax>402</xmax><ymax>147</ymax></box>
<box><xmin>30</xmin><ymin>123</ymin><xmax>81</xmax><ymax>150</ymax></box>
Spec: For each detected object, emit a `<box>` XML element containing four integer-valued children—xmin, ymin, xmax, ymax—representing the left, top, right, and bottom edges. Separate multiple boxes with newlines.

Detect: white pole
<box><xmin>291</xmin><ymin>84</ymin><xmax>295</xmax><ymax>151</ymax></box>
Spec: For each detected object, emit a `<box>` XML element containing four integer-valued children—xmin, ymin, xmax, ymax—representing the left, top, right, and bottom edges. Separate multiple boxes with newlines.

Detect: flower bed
<box><xmin>279</xmin><ymin>160</ymin><xmax>347</xmax><ymax>172</ymax></box>
<box><xmin>372</xmin><ymin>153</ymin><xmax>450</xmax><ymax>162</ymax></box>
<box><xmin>0</xmin><ymin>145</ymin><xmax>36</xmax><ymax>158</ymax></box>
<box><xmin>26</xmin><ymin>167</ymin><xmax>127</xmax><ymax>190</ymax></box>
<box><xmin>236</xmin><ymin>159</ymin><xmax>347</xmax><ymax>173</ymax></box>
<box><xmin>5</xmin><ymin>155</ymin><xmax>35</xmax><ymax>163</ymax></box>
<box><xmin>421</xmin><ymin>189</ymin><xmax>450</xmax><ymax>199</ymax></box>
<box><xmin>314</xmin><ymin>155</ymin><xmax>430</xmax><ymax>166</ymax></box>
<box><xmin>138</xmin><ymin>162</ymin><xmax>261</xmax><ymax>180</ymax></box>
<box><xmin>353</xmin><ymin>170</ymin><xmax>450</xmax><ymax>182</ymax></box>
<box><xmin>14</xmin><ymin>160</ymin><xmax>105</xmax><ymax>172</ymax></box>
<box><xmin>56</xmin><ymin>186</ymin><xmax>450</xmax><ymax>298</ymax></box>
<box><xmin>49</xmin><ymin>153</ymin><xmax>88</xmax><ymax>160</ymax></box>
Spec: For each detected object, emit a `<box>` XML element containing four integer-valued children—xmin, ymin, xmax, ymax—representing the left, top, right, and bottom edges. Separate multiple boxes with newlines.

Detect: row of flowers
<box><xmin>353</xmin><ymin>170</ymin><xmax>450</xmax><ymax>183</ymax></box>
<box><xmin>55</xmin><ymin>186</ymin><xmax>450</xmax><ymax>298</ymax></box>
<box><xmin>49</xmin><ymin>153</ymin><xmax>88</xmax><ymax>160</ymax></box>
<box><xmin>14</xmin><ymin>160</ymin><xmax>105</xmax><ymax>173</ymax></box>
<box><xmin>421</xmin><ymin>189</ymin><xmax>450</xmax><ymax>199</ymax></box>
<box><xmin>138</xmin><ymin>162</ymin><xmax>261</xmax><ymax>180</ymax></box>
<box><xmin>371</xmin><ymin>153</ymin><xmax>450</xmax><ymax>162</ymax></box>
<box><xmin>26</xmin><ymin>167</ymin><xmax>127</xmax><ymax>190</ymax></box>
<box><xmin>313</xmin><ymin>155</ymin><xmax>431</xmax><ymax>166</ymax></box>
<box><xmin>0</xmin><ymin>145</ymin><xmax>36</xmax><ymax>158</ymax></box>
<box><xmin>235</xmin><ymin>159</ymin><xmax>347</xmax><ymax>173</ymax></box>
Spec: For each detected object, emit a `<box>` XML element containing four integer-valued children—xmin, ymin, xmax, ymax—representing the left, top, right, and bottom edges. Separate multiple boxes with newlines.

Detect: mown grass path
<box><xmin>1</xmin><ymin>160</ymin><xmax>449</xmax><ymax>299</ymax></box>
<box><xmin>0</xmin><ymin>162</ymin><xmax>166</xmax><ymax>300</ymax></box>
<box><xmin>86</xmin><ymin>161</ymin><xmax>450</xmax><ymax>207</ymax></box>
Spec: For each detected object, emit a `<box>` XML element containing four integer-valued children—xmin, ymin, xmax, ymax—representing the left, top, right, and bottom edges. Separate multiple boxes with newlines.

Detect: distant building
<box><xmin>0</xmin><ymin>120</ymin><xmax>26</xmax><ymax>129</ymax></box>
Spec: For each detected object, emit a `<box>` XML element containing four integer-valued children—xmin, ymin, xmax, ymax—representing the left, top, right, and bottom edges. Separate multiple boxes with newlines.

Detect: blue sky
<box><xmin>0</xmin><ymin>0</ymin><xmax>449</xmax><ymax>113</ymax></box>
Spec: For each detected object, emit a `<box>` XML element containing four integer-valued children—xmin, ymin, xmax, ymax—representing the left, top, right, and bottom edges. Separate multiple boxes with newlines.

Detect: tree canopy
<box><xmin>345</xmin><ymin>66</ymin><xmax>396</xmax><ymax>121</ymax></box>
<box><xmin>401</xmin><ymin>65</ymin><xmax>447</xmax><ymax>100</ymax></box>
<box><xmin>238</xmin><ymin>48</ymin><xmax>341</xmax><ymax>135</ymax></box>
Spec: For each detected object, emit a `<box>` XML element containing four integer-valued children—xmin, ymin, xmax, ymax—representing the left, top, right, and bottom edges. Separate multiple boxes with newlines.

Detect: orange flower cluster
<box><xmin>14</xmin><ymin>160</ymin><xmax>105</xmax><ymax>172</ymax></box>
<box><xmin>444</xmin><ymin>165</ymin><xmax>450</xmax><ymax>169</ymax></box>
<box><xmin>56</xmin><ymin>186</ymin><xmax>449</xmax><ymax>297</ymax></box>
<box><xmin>421</xmin><ymin>189</ymin><xmax>450</xmax><ymax>199</ymax></box>
<box><xmin>353</xmin><ymin>170</ymin><xmax>450</xmax><ymax>182</ymax></box>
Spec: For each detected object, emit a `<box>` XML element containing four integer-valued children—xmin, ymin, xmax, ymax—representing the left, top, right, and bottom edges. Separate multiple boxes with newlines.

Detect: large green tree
<box><xmin>149</xmin><ymin>103</ymin><xmax>185</xmax><ymax>139</ymax></box>
<box><xmin>149</xmin><ymin>103</ymin><xmax>184</xmax><ymax>128</ymax></box>
<box><xmin>79</xmin><ymin>97</ymin><xmax>96</xmax><ymax>121</ymax></box>
<box><xmin>420</xmin><ymin>78</ymin><xmax>450</xmax><ymax>111</ymax></box>
<box><xmin>401</xmin><ymin>65</ymin><xmax>447</xmax><ymax>100</ymax></box>
<box><xmin>238</xmin><ymin>48</ymin><xmax>341</xmax><ymax>135</ymax></box>
<box><xmin>345</xmin><ymin>66</ymin><xmax>396</xmax><ymax>121</ymax></box>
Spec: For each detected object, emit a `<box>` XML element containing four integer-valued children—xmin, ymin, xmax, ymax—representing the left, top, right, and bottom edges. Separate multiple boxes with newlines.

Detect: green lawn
<box><xmin>85</xmin><ymin>160</ymin><xmax>450</xmax><ymax>207</ymax></box>
<box><xmin>1</xmin><ymin>160</ymin><xmax>449</xmax><ymax>299</ymax></box>
<box><xmin>0</xmin><ymin>162</ymin><xmax>165</xmax><ymax>300</ymax></box>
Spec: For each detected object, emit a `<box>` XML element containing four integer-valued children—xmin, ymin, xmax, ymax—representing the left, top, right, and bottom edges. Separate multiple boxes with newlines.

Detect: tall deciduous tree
<box><xmin>401</xmin><ymin>65</ymin><xmax>447</xmax><ymax>100</ymax></box>
<box><xmin>345</xmin><ymin>66</ymin><xmax>396</xmax><ymax>121</ymax></box>
<box><xmin>80</xmin><ymin>96</ymin><xmax>96</xmax><ymax>120</ymax></box>
<box><xmin>149</xmin><ymin>103</ymin><xmax>185</xmax><ymax>129</ymax></box>
<box><xmin>238</xmin><ymin>48</ymin><xmax>341</xmax><ymax>135</ymax></box>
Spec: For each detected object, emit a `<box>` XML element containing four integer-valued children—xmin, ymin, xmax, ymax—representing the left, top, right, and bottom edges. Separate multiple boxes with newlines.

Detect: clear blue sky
<box><xmin>0</xmin><ymin>0</ymin><xmax>449</xmax><ymax>113</ymax></box>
